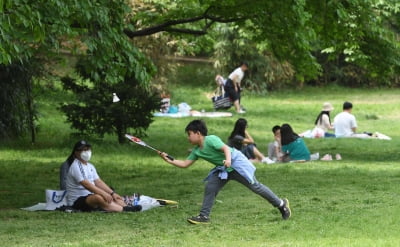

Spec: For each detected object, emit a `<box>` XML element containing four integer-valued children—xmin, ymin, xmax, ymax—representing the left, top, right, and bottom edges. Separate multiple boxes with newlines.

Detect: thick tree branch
<box><xmin>124</xmin><ymin>7</ymin><xmax>243</xmax><ymax>37</ymax></box>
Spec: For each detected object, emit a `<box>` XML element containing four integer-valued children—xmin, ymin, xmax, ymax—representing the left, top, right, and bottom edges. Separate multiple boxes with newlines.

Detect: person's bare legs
<box><xmin>233</xmin><ymin>100</ymin><xmax>243</xmax><ymax>113</ymax></box>
<box><xmin>86</xmin><ymin>194</ymin><xmax>124</xmax><ymax>212</ymax></box>
<box><xmin>253</xmin><ymin>147</ymin><xmax>266</xmax><ymax>161</ymax></box>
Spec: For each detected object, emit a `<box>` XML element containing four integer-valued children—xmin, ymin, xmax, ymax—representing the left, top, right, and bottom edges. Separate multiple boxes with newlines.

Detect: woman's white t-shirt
<box><xmin>66</xmin><ymin>159</ymin><xmax>99</xmax><ymax>206</ymax></box>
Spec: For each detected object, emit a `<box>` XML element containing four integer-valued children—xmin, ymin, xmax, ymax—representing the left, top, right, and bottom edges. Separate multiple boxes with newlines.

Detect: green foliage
<box><xmin>59</xmin><ymin>63</ymin><xmax>161</xmax><ymax>144</ymax></box>
<box><xmin>0</xmin><ymin>0</ymin><xmax>157</xmax><ymax>141</ymax></box>
<box><xmin>131</xmin><ymin>0</ymin><xmax>399</xmax><ymax>87</ymax></box>
<box><xmin>213</xmin><ymin>24</ymin><xmax>295</xmax><ymax>92</ymax></box>
<box><xmin>308</xmin><ymin>0</ymin><xmax>400</xmax><ymax>86</ymax></box>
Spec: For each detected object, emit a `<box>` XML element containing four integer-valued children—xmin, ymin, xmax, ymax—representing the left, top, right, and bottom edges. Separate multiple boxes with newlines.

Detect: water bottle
<box><xmin>133</xmin><ymin>193</ymin><xmax>140</xmax><ymax>206</ymax></box>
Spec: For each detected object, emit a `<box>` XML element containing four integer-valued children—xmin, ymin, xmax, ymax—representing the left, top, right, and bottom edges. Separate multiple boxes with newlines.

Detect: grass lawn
<box><xmin>1</xmin><ymin>66</ymin><xmax>400</xmax><ymax>246</ymax></box>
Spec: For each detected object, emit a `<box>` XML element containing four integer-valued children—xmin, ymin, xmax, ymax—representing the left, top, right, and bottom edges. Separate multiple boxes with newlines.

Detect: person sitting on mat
<box><xmin>314</xmin><ymin>102</ymin><xmax>335</xmax><ymax>138</ymax></box>
<box><xmin>65</xmin><ymin>140</ymin><xmax>141</xmax><ymax>212</ymax></box>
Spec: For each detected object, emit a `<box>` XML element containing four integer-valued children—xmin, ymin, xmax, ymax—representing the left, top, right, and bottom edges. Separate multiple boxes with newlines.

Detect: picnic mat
<box><xmin>154</xmin><ymin>110</ymin><xmax>232</xmax><ymax>118</ymax></box>
<box><xmin>21</xmin><ymin>195</ymin><xmax>178</xmax><ymax>212</ymax></box>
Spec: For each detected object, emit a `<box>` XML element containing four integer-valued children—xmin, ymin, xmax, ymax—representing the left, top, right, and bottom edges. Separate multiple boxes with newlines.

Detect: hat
<box><xmin>73</xmin><ymin>140</ymin><xmax>91</xmax><ymax>151</ymax></box>
<box><xmin>322</xmin><ymin>102</ymin><xmax>334</xmax><ymax>111</ymax></box>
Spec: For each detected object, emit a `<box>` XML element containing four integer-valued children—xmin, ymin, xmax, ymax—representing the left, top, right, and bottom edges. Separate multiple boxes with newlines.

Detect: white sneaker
<box><xmin>310</xmin><ymin>152</ymin><xmax>319</xmax><ymax>161</ymax></box>
<box><xmin>262</xmin><ymin>157</ymin><xmax>275</xmax><ymax>164</ymax></box>
<box><xmin>237</xmin><ymin>110</ymin><xmax>246</xmax><ymax>114</ymax></box>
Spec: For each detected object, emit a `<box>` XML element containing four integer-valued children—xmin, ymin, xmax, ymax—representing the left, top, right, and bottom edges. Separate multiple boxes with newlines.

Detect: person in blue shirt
<box><xmin>281</xmin><ymin>124</ymin><xmax>311</xmax><ymax>162</ymax></box>
<box><xmin>159</xmin><ymin>119</ymin><xmax>291</xmax><ymax>224</ymax></box>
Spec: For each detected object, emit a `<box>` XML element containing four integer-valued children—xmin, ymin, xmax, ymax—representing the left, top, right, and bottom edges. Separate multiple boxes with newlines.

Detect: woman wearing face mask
<box><xmin>65</xmin><ymin>140</ymin><xmax>141</xmax><ymax>212</ymax></box>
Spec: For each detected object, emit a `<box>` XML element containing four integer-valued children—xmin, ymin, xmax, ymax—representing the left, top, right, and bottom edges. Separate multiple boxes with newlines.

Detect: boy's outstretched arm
<box><xmin>160</xmin><ymin>152</ymin><xmax>195</xmax><ymax>168</ymax></box>
<box><xmin>221</xmin><ymin>145</ymin><xmax>232</xmax><ymax>168</ymax></box>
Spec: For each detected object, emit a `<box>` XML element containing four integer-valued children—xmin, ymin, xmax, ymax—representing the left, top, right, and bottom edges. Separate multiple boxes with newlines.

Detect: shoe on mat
<box><xmin>278</xmin><ymin>198</ymin><xmax>291</xmax><ymax>220</ymax></box>
<box><xmin>187</xmin><ymin>215</ymin><xmax>210</xmax><ymax>225</ymax></box>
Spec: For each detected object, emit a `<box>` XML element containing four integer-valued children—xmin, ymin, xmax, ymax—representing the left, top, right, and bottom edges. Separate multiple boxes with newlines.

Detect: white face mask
<box><xmin>80</xmin><ymin>150</ymin><xmax>92</xmax><ymax>162</ymax></box>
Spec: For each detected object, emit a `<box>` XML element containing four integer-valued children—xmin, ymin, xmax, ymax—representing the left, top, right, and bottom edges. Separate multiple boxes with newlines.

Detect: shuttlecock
<box><xmin>112</xmin><ymin>93</ymin><xmax>120</xmax><ymax>103</ymax></box>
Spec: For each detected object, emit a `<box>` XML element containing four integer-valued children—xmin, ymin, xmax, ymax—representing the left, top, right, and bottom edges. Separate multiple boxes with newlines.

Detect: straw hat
<box><xmin>322</xmin><ymin>102</ymin><xmax>334</xmax><ymax>111</ymax></box>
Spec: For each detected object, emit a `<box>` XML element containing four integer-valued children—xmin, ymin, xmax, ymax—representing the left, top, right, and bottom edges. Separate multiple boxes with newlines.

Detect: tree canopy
<box><xmin>1</xmin><ymin>0</ymin><xmax>399</xmax><ymax>141</ymax></box>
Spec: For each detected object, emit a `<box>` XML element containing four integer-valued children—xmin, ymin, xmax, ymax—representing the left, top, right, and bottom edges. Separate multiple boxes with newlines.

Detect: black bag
<box><xmin>212</xmin><ymin>86</ymin><xmax>232</xmax><ymax>110</ymax></box>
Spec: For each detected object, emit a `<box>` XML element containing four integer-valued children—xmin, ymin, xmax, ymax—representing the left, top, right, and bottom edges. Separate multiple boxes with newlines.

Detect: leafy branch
<box><xmin>124</xmin><ymin>6</ymin><xmax>244</xmax><ymax>37</ymax></box>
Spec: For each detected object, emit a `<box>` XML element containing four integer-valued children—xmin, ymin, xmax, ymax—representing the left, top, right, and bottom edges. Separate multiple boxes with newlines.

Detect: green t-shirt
<box><xmin>187</xmin><ymin>135</ymin><xmax>234</xmax><ymax>170</ymax></box>
<box><xmin>282</xmin><ymin>137</ymin><xmax>310</xmax><ymax>161</ymax></box>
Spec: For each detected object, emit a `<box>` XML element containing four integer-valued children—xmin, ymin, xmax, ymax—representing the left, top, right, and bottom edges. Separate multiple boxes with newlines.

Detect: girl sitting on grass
<box><xmin>228</xmin><ymin>118</ymin><xmax>273</xmax><ymax>164</ymax></box>
<box><xmin>281</xmin><ymin>123</ymin><xmax>311</xmax><ymax>162</ymax></box>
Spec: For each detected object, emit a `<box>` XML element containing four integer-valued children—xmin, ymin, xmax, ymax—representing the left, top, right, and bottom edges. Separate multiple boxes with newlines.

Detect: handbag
<box><xmin>45</xmin><ymin>189</ymin><xmax>67</xmax><ymax>210</ymax></box>
<box><xmin>212</xmin><ymin>86</ymin><xmax>232</xmax><ymax>110</ymax></box>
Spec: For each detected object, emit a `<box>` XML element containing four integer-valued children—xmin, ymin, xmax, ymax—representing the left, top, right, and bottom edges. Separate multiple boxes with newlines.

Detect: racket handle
<box><xmin>166</xmin><ymin>154</ymin><xmax>174</xmax><ymax>161</ymax></box>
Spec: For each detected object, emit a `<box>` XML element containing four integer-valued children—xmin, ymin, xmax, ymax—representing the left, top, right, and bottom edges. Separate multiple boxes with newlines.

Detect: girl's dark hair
<box><xmin>228</xmin><ymin>118</ymin><xmax>247</xmax><ymax>140</ymax></box>
<box><xmin>185</xmin><ymin>119</ymin><xmax>208</xmax><ymax>136</ymax></box>
<box><xmin>66</xmin><ymin>152</ymin><xmax>75</xmax><ymax>165</ymax></box>
<box><xmin>280</xmin><ymin>123</ymin><xmax>299</xmax><ymax>145</ymax></box>
<box><xmin>314</xmin><ymin>111</ymin><xmax>331</xmax><ymax>125</ymax></box>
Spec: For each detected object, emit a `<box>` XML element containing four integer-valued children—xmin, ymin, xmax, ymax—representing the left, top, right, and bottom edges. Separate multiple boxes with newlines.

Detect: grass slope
<box><xmin>1</xmin><ymin>67</ymin><xmax>400</xmax><ymax>246</ymax></box>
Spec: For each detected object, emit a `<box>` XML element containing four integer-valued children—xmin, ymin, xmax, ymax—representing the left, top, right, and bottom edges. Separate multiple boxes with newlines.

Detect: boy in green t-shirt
<box><xmin>159</xmin><ymin>119</ymin><xmax>291</xmax><ymax>224</ymax></box>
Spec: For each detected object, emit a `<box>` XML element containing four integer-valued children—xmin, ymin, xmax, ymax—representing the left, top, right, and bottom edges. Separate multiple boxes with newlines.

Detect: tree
<box><xmin>0</xmin><ymin>61</ymin><xmax>37</xmax><ymax>141</ymax></box>
<box><xmin>59</xmin><ymin>72</ymin><xmax>160</xmax><ymax>144</ymax></box>
<box><xmin>127</xmin><ymin>0</ymin><xmax>399</xmax><ymax>85</ymax></box>
<box><xmin>1</xmin><ymin>0</ymin><xmax>399</xmax><ymax>142</ymax></box>
<box><xmin>0</xmin><ymin>0</ymin><xmax>158</xmax><ymax>142</ymax></box>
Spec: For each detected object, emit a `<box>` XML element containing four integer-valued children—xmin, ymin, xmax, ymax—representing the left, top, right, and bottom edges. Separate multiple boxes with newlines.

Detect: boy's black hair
<box><xmin>185</xmin><ymin>119</ymin><xmax>208</xmax><ymax>136</ymax></box>
<box><xmin>272</xmin><ymin>125</ymin><xmax>281</xmax><ymax>134</ymax></box>
<box><xmin>343</xmin><ymin>101</ymin><xmax>353</xmax><ymax>110</ymax></box>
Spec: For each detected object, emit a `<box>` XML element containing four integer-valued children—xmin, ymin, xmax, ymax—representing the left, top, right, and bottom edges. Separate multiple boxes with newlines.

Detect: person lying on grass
<box><xmin>159</xmin><ymin>119</ymin><xmax>291</xmax><ymax>224</ymax></box>
<box><xmin>65</xmin><ymin>140</ymin><xmax>141</xmax><ymax>212</ymax></box>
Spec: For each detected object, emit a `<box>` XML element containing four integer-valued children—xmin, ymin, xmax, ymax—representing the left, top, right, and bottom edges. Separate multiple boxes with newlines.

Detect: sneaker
<box><xmin>335</xmin><ymin>154</ymin><xmax>342</xmax><ymax>160</ymax></box>
<box><xmin>261</xmin><ymin>157</ymin><xmax>275</xmax><ymax>164</ymax></box>
<box><xmin>320</xmin><ymin>154</ymin><xmax>332</xmax><ymax>161</ymax></box>
<box><xmin>310</xmin><ymin>152</ymin><xmax>319</xmax><ymax>161</ymax></box>
<box><xmin>278</xmin><ymin>198</ymin><xmax>291</xmax><ymax>220</ymax></box>
<box><xmin>187</xmin><ymin>215</ymin><xmax>210</xmax><ymax>225</ymax></box>
<box><xmin>237</xmin><ymin>110</ymin><xmax>246</xmax><ymax>114</ymax></box>
<box><xmin>123</xmin><ymin>205</ymin><xmax>142</xmax><ymax>212</ymax></box>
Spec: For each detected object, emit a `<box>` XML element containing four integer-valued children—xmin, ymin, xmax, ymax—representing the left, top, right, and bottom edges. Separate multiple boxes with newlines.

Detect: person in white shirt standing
<box><xmin>224</xmin><ymin>62</ymin><xmax>248</xmax><ymax>113</ymax></box>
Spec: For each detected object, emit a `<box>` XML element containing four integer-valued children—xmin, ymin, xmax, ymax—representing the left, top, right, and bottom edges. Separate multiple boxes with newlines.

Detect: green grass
<box><xmin>1</xmin><ymin>66</ymin><xmax>400</xmax><ymax>246</ymax></box>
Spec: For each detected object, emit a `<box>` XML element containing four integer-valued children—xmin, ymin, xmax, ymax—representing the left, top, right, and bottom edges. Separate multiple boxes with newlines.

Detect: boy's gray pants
<box><xmin>199</xmin><ymin>170</ymin><xmax>282</xmax><ymax>217</ymax></box>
